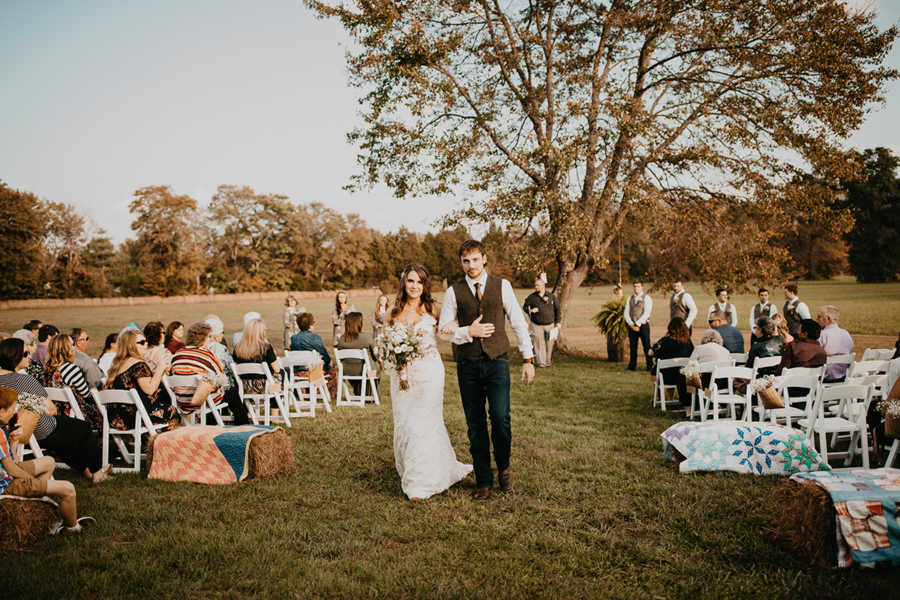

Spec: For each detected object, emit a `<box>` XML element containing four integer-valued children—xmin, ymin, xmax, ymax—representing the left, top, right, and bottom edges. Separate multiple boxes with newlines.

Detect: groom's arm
<box><xmin>438</xmin><ymin>286</ymin><xmax>474</xmax><ymax>345</ymax></box>
<box><xmin>501</xmin><ymin>280</ymin><xmax>534</xmax><ymax>360</ymax></box>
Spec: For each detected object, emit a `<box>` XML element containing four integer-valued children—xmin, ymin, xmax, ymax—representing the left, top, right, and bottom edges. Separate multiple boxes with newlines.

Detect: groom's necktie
<box><xmin>474</xmin><ymin>282</ymin><xmax>483</xmax><ymax>305</ymax></box>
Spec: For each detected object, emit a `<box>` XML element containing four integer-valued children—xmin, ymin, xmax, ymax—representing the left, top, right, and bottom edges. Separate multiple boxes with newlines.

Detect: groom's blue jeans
<box><xmin>457</xmin><ymin>354</ymin><xmax>511</xmax><ymax>488</ymax></box>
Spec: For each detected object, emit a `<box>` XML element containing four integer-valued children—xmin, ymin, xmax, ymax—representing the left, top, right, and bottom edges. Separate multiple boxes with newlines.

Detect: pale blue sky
<box><xmin>2</xmin><ymin>1</ymin><xmax>898</xmax><ymax>243</ymax></box>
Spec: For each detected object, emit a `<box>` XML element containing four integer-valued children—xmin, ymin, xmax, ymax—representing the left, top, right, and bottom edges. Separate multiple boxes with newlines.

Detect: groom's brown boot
<box><xmin>472</xmin><ymin>487</ymin><xmax>492</xmax><ymax>500</ymax></box>
<box><xmin>499</xmin><ymin>468</ymin><xmax>515</xmax><ymax>492</ymax></box>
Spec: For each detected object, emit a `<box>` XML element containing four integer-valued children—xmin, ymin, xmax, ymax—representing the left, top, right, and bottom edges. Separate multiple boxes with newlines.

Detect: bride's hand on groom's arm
<box><xmin>468</xmin><ymin>315</ymin><xmax>495</xmax><ymax>338</ymax></box>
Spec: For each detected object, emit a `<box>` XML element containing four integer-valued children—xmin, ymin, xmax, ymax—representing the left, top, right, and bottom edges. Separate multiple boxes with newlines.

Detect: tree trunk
<box><xmin>606</xmin><ymin>334</ymin><xmax>626</xmax><ymax>362</ymax></box>
<box><xmin>554</xmin><ymin>258</ymin><xmax>590</xmax><ymax>353</ymax></box>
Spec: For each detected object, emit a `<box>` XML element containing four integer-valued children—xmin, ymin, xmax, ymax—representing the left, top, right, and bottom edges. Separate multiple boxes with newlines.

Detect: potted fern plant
<box><xmin>592</xmin><ymin>298</ymin><xmax>627</xmax><ymax>362</ymax></box>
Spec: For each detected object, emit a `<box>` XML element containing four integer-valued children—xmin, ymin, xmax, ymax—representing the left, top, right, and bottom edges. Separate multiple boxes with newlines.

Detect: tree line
<box><xmin>1</xmin><ymin>148</ymin><xmax>897</xmax><ymax>301</ymax></box>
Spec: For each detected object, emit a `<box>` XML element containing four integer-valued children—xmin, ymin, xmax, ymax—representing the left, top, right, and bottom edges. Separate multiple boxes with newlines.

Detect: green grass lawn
<box><xmin>6</xmin><ymin>355</ymin><xmax>898</xmax><ymax>599</ymax></box>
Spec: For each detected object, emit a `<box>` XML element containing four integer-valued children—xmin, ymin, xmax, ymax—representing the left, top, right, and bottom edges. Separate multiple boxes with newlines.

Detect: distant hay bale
<box><xmin>0</xmin><ymin>496</ymin><xmax>59</xmax><ymax>552</ymax></box>
<box><xmin>769</xmin><ymin>480</ymin><xmax>836</xmax><ymax>567</ymax></box>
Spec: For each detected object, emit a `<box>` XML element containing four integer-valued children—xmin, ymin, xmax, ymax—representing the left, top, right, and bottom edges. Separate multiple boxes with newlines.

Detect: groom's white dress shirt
<box><xmin>438</xmin><ymin>271</ymin><xmax>534</xmax><ymax>360</ymax></box>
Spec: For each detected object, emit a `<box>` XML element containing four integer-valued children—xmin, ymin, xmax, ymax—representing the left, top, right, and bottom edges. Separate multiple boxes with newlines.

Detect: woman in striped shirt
<box><xmin>43</xmin><ymin>334</ymin><xmax>103</xmax><ymax>430</ymax></box>
<box><xmin>169</xmin><ymin>321</ymin><xmax>229</xmax><ymax>415</ymax></box>
<box><xmin>104</xmin><ymin>329</ymin><xmax>176</xmax><ymax>430</ymax></box>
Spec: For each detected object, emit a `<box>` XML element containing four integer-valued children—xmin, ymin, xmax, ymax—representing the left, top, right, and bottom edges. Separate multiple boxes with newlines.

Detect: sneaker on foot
<box><xmin>77</xmin><ymin>516</ymin><xmax>96</xmax><ymax>527</ymax></box>
<box><xmin>49</xmin><ymin>520</ymin><xmax>64</xmax><ymax>536</ymax></box>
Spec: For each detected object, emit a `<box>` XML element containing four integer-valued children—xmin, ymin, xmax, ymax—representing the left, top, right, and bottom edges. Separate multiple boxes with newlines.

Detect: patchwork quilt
<box><xmin>148</xmin><ymin>425</ymin><xmax>276</xmax><ymax>485</ymax></box>
<box><xmin>791</xmin><ymin>469</ymin><xmax>900</xmax><ymax>568</ymax></box>
<box><xmin>661</xmin><ymin>420</ymin><xmax>831</xmax><ymax>475</ymax></box>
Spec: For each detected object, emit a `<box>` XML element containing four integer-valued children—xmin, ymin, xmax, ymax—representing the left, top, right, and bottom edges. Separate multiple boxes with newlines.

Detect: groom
<box><xmin>439</xmin><ymin>239</ymin><xmax>536</xmax><ymax>500</ymax></box>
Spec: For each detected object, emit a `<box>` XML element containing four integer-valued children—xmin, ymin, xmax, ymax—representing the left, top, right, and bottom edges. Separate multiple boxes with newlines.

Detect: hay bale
<box><xmin>248</xmin><ymin>427</ymin><xmax>296</xmax><ymax>480</ymax></box>
<box><xmin>0</xmin><ymin>496</ymin><xmax>59</xmax><ymax>552</ymax></box>
<box><xmin>770</xmin><ymin>479</ymin><xmax>837</xmax><ymax>567</ymax></box>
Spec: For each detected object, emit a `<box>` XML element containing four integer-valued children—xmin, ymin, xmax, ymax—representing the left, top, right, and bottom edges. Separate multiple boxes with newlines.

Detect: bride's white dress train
<box><xmin>391</xmin><ymin>314</ymin><xmax>472</xmax><ymax>499</ymax></box>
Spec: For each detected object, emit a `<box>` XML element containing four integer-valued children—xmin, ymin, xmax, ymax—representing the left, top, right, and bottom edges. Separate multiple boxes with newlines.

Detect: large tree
<box><xmin>309</xmin><ymin>0</ymin><xmax>896</xmax><ymax>349</ymax></box>
<box><xmin>0</xmin><ymin>181</ymin><xmax>44</xmax><ymax>299</ymax></box>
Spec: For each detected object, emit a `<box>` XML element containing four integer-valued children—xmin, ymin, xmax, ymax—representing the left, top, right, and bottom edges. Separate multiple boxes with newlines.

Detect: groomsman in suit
<box><xmin>670</xmin><ymin>281</ymin><xmax>698</xmax><ymax>332</ymax></box>
<box><xmin>783</xmin><ymin>284</ymin><xmax>811</xmax><ymax>336</ymax></box>
<box><xmin>707</xmin><ymin>288</ymin><xmax>737</xmax><ymax>326</ymax></box>
<box><xmin>624</xmin><ymin>281</ymin><xmax>652</xmax><ymax>371</ymax></box>
<box><xmin>749</xmin><ymin>288</ymin><xmax>778</xmax><ymax>344</ymax></box>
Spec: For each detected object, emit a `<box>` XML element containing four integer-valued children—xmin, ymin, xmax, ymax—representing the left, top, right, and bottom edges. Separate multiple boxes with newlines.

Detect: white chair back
<box><xmin>751</xmin><ymin>355</ymin><xmax>781</xmax><ymax>379</ymax></box>
<box><xmin>46</xmin><ymin>386</ymin><xmax>84</xmax><ymax>420</ymax></box>
<box><xmin>652</xmin><ymin>357</ymin><xmax>689</xmax><ymax>412</ymax></box>
<box><xmin>708</xmin><ymin>366</ymin><xmax>752</xmax><ymax>420</ymax></box>
<box><xmin>730</xmin><ymin>353</ymin><xmax>748</xmax><ymax>366</ymax></box>
<box><xmin>232</xmin><ymin>362</ymin><xmax>291</xmax><ymax>427</ymax></box>
<box><xmin>861</xmin><ymin>348</ymin><xmax>894</xmax><ymax>361</ymax></box>
<box><xmin>335</xmin><ymin>348</ymin><xmax>380</xmax><ymax>407</ymax></box>
<box><xmin>847</xmin><ymin>360</ymin><xmax>889</xmax><ymax>381</ymax></box>
<box><xmin>91</xmin><ymin>388</ymin><xmax>164</xmax><ymax>473</ymax></box>
<box><xmin>283</xmin><ymin>350</ymin><xmax>323</xmax><ymax>368</ymax></box>
<box><xmin>826</xmin><ymin>352</ymin><xmax>855</xmax><ymax>366</ymax></box>
<box><xmin>781</xmin><ymin>366</ymin><xmax>825</xmax><ymax>381</ymax></box>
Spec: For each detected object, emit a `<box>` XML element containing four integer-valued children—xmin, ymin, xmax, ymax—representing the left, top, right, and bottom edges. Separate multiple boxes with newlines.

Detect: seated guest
<box><xmin>709</xmin><ymin>310</ymin><xmax>744</xmax><ymax>354</ymax></box>
<box><xmin>164</xmin><ymin>321</ymin><xmax>185</xmax><ymax>355</ymax></box>
<box><xmin>142</xmin><ymin>321</ymin><xmax>171</xmax><ymax>371</ymax></box>
<box><xmin>233</xmin><ymin>318</ymin><xmax>282</xmax><ymax>395</ymax></box>
<box><xmin>0</xmin><ymin>339</ymin><xmax>110</xmax><ymax>484</ymax></box>
<box><xmin>171</xmin><ymin>322</ymin><xmax>249</xmax><ymax>424</ymax></box>
<box><xmin>894</xmin><ymin>331</ymin><xmax>900</xmax><ymax>360</ymax></box>
<box><xmin>23</xmin><ymin>320</ymin><xmax>42</xmax><ymax>336</ymax></box>
<box><xmin>778</xmin><ymin>319</ymin><xmax>827</xmax><ymax>374</ymax></box>
<box><xmin>42</xmin><ymin>334</ymin><xmax>103</xmax><ymax>431</ymax></box>
<box><xmin>335</xmin><ymin>312</ymin><xmax>379</xmax><ymax>394</ymax></box>
<box><xmin>818</xmin><ymin>305</ymin><xmax>854</xmax><ymax>383</ymax></box>
<box><xmin>290</xmin><ymin>312</ymin><xmax>337</xmax><ymax>398</ymax></box>
<box><xmin>97</xmin><ymin>333</ymin><xmax>118</xmax><ymax>374</ymax></box>
<box><xmin>0</xmin><ymin>385</ymin><xmax>96</xmax><ymax>534</ymax></box>
<box><xmin>649</xmin><ymin>318</ymin><xmax>694</xmax><ymax>410</ymax></box>
<box><xmin>70</xmin><ymin>328</ymin><xmax>104</xmax><ymax>389</ymax></box>
<box><xmin>31</xmin><ymin>324</ymin><xmax>58</xmax><ymax>367</ymax></box>
<box><xmin>689</xmin><ymin>329</ymin><xmax>732</xmax><ymax>390</ymax></box>
<box><xmin>747</xmin><ymin>316</ymin><xmax>784</xmax><ymax>376</ymax></box>
<box><xmin>104</xmin><ymin>329</ymin><xmax>175</xmax><ymax>430</ymax></box>
<box><xmin>232</xmin><ymin>311</ymin><xmax>261</xmax><ymax>348</ymax></box>
<box><xmin>771</xmin><ymin>313</ymin><xmax>794</xmax><ymax>346</ymax></box>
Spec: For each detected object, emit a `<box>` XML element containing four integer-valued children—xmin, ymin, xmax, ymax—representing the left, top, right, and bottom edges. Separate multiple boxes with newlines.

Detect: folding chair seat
<box><xmin>45</xmin><ymin>386</ymin><xmax>85</xmax><ymax>420</ymax></box>
<box><xmin>335</xmin><ymin>349</ymin><xmax>380</xmax><ymax>407</ymax></box>
<box><xmin>92</xmin><ymin>388</ymin><xmax>167</xmax><ymax>473</ymax></box>
<box><xmin>651</xmin><ymin>358</ymin><xmax>689</xmax><ymax>412</ymax></box>
<box><xmin>752</xmin><ymin>374</ymin><xmax>817</xmax><ymax>428</ymax></box>
<box><xmin>797</xmin><ymin>384</ymin><xmax>872</xmax><ymax>468</ymax></box>
<box><xmin>708</xmin><ymin>366</ymin><xmax>753</xmax><ymax>420</ymax></box>
<box><xmin>162</xmin><ymin>374</ymin><xmax>227</xmax><ymax>426</ymax></box>
<box><xmin>690</xmin><ymin>360</ymin><xmax>733</xmax><ymax>421</ymax></box>
<box><xmin>283</xmin><ymin>351</ymin><xmax>332</xmax><ymax>415</ymax></box>
<box><xmin>232</xmin><ymin>362</ymin><xmax>292</xmax><ymax>427</ymax></box>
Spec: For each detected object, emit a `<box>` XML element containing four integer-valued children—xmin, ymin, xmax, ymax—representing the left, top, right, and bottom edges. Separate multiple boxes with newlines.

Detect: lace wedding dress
<box><xmin>391</xmin><ymin>314</ymin><xmax>472</xmax><ymax>499</ymax></box>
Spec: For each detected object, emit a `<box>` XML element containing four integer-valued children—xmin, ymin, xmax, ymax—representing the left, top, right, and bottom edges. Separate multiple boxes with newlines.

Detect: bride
<box><xmin>389</xmin><ymin>263</ymin><xmax>472</xmax><ymax>501</ymax></box>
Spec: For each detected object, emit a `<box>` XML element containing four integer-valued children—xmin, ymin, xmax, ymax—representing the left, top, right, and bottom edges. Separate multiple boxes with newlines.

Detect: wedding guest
<box><xmin>233</xmin><ymin>318</ymin><xmax>282</xmax><ymax>395</ymax></box>
<box><xmin>778</xmin><ymin>319</ymin><xmax>827</xmax><ymax>374</ymax></box>
<box><xmin>332</xmin><ymin>292</ymin><xmax>352</xmax><ymax>342</ymax></box>
<box><xmin>0</xmin><ymin>386</ymin><xmax>96</xmax><ymax>535</ymax></box>
<box><xmin>783</xmin><ymin>284</ymin><xmax>811</xmax><ymax>336</ymax></box>
<box><xmin>749</xmin><ymin>288</ymin><xmax>778</xmax><ymax>343</ymax></box>
<box><xmin>335</xmin><ymin>312</ymin><xmax>379</xmax><ymax>394</ymax></box>
<box><xmin>818</xmin><ymin>305</ymin><xmax>854</xmax><ymax>382</ymax></box>
<box><xmin>164</xmin><ymin>321</ymin><xmax>185</xmax><ymax>354</ymax></box>
<box><xmin>649</xmin><ymin>318</ymin><xmax>694</xmax><ymax>409</ymax></box>
<box><xmin>523</xmin><ymin>277</ymin><xmax>560</xmax><ymax>368</ymax></box>
<box><xmin>23</xmin><ymin>320</ymin><xmax>42</xmax><ymax>336</ymax></box>
<box><xmin>373</xmin><ymin>294</ymin><xmax>390</xmax><ymax>339</ymax></box>
<box><xmin>290</xmin><ymin>312</ymin><xmax>337</xmax><ymax>398</ymax></box>
<box><xmin>772</xmin><ymin>313</ymin><xmax>794</xmax><ymax>346</ymax></box>
<box><xmin>204</xmin><ymin>317</ymin><xmax>230</xmax><ymax>366</ymax></box>
<box><xmin>747</xmin><ymin>316</ymin><xmax>784</xmax><ymax>376</ymax></box>
<box><xmin>612</xmin><ymin>283</ymin><xmax>624</xmax><ymax>299</ymax></box>
<box><xmin>709</xmin><ymin>310</ymin><xmax>744</xmax><ymax>354</ymax></box>
<box><xmin>282</xmin><ymin>295</ymin><xmax>304</xmax><ymax>351</ymax></box>
<box><xmin>42</xmin><ymin>335</ymin><xmax>103</xmax><ymax>430</ymax></box>
<box><xmin>97</xmin><ymin>333</ymin><xmax>118</xmax><ymax>374</ymax></box>
<box><xmin>893</xmin><ymin>331</ymin><xmax>900</xmax><ymax>360</ymax></box>
<box><xmin>142</xmin><ymin>321</ymin><xmax>171</xmax><ymax>370</ymax></box>
<box><xmin>669</xmin><ymin>281</ymin><xmax>698</xmax><ymax>331</ymax></box>
<box><xmin>0</xmin><ymin>338</ymin><xmax>110</xmax><ymax>484</ymax></box>
<box><xmin>31</xmin><ymin>324</ymin><xmax>58</xmax><ymax>366</ymax></box>
<box><xmin>689</xmin><ymin>329</ymin><xmax>732</xmax><ymax>390</ymax></box>
<box><xmin>706</xmin><ymin>288</ymin><xmax>737</xmax><ymax>326</ymax></box>
<box><xmin>104</xmin><ymin>329</ymin><xmax>175</xmax><ymax>430</ymax></box>
<box><xmin>624</xmin><ymin>281</ymin><xmax>652</xmax><ymax>371</ymax></box>
<box><xmin>69</xmin><ymin>328</ymin><xmax>104</xmax><ymax>389</ymax></box>
<box><xmin>232</xmin><ymin>311</ymin><xmax>261</xmax><ymax>347</ymax></box>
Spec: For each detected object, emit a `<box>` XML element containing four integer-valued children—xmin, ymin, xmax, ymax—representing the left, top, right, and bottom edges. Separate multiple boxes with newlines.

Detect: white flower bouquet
<box><xmin>680</xmin><ymin>360</ymin><xmax>702</xmax><ymax>389</ymax></box>
<box><xmin>750</xmin><ymin>375</ymin><xmax>782</xmax><ymax>409</ymax></box>
<box><xmin>377</xmin><ymin>322</ymin><xmax>424</xmax><ymax>390</ymax></box>
<box><xmin>877</xmin><ymin>397</ymin><xmax>900</xmax><ymax>438</ymax></box>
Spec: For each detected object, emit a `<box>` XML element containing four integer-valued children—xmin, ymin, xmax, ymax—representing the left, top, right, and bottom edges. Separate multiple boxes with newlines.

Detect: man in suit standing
<box><xmin>783</xmin><ymin>284</ymin><xmax>812</xmax><ymax>336</ymax></box>
<box><xmin>749</xmin><ymin>288</ymin><xmax>778</xmax><ymax>344</ymax></box>
<box><xmin>670</xmin><ymin>281</ymin><xmax>698</xmax><ymax>333</ymax></box>
<box><xmin>707</xmin><ymin>288</ymin><xmax>738</xmax><ymax>326</ymax></box>
<box><xmin>438</xmin><ymin>240</ymin><xmax>535</xmax><ymax>500</ymax></box>
<box><xmin>624</xmin><ymin>281</ymin><xmax>653</xmax><ymax>371</ymax></box>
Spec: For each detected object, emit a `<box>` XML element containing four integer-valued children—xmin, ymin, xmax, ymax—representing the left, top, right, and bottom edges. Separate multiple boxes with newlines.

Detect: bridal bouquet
<box><xmin>680</xmin><ymin>360</ymin><xmax>703</xmax><ymax>389</ymax></box>
<box><xmin>378</xmin><ymin>322</ymin><xmax>424</xmax><ymax>390</ymax></box>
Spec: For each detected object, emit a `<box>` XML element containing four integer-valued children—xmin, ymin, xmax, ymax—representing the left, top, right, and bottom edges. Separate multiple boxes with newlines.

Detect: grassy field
<box><xmin>6</xmin><ymin>355</ymin><xmax>898</xmax><ymax>599</ymax></box>
<box><xmin>1</xmin><ymin>280</ymin><xmax>898</xmax><ymax>359</ymax></box>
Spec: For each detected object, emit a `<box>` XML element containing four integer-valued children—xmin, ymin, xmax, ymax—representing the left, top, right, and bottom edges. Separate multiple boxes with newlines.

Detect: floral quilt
<box><xmin>791</xmin><ymin>469</ymin><xmax>900</xmax><ymax>568</ymax></box>
<box><xmin>661</xmin><ymin>420</ymin><xmax>831</xmax><ymax>475</ymax></box>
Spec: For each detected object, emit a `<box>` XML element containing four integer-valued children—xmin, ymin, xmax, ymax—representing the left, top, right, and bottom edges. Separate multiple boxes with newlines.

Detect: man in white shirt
<box><xmin>669</xmin><ymin>281</ymin><xmax>698</xmax><ymax>331</ymax></box>
<box><xmin>624</xmin><ymin>281</ymin><xmax>653</xmax><ymax>371</ymax></box>
<box><xmin>438</xmin><ymin>240</ymin><xmax>534</xmax><ymax>500</ymax></box>
<box><xmin>817</xmin><ymin>305</ymin><xmax>854</xmax><ymax>382</ymax></box>
<box><xmin>706</xmin><ymin>288</ymin><xmax>737</xmax><ymax>326</ymax></box>
<box><xmin>783</xmin><ymin>283</ymin><xmax>811</xmax><ymax>335</ymax></box>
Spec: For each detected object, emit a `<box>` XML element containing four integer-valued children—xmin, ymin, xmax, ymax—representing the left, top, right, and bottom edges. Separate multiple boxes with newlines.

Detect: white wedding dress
<box><xmin>391</xmin><ymin>314</ymin><xmax>472</xmax><ymax>499</ymax></box>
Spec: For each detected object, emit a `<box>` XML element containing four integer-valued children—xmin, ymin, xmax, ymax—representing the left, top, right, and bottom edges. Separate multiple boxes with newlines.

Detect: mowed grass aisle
<box><xmin>7</xmin><ymin>356</ymin><xmax>897</xmax><ymax>599</ymax></box>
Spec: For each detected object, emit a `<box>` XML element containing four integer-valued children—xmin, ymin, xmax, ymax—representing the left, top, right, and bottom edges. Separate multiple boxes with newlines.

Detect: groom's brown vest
<box><xmin>452</xmin><ymin>274</ymin><xmax>510</xmax><ymax>361</ymax></box>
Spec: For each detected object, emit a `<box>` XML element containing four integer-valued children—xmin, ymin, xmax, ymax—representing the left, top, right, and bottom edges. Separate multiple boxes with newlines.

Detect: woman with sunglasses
<box><xmin>103</xmin><ymin>329</ymin><xmax>175</xmax><ymax>430</ymax></box>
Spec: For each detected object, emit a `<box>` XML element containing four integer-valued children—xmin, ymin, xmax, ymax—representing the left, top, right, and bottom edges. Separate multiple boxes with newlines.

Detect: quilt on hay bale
<box><xmin>147</xmin><ymin>425</ymin><xmax>294</xmax><ymax>484</ymax></box>
<box><xmin>788</xmin><ymin>469</ymin><xmax>900</xmax><ymax>568</ymax></box>
<box><xmin>661</xmin><ymin>420</ymin><xmax>831</xmax><ymax>475</ymax></box>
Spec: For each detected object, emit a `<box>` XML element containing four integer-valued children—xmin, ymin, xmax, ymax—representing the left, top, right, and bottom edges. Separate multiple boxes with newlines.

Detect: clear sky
<box><xmin>2</xmin><ymin>0</ymin><xmax>898</xmax><ymax>243</ymax></box>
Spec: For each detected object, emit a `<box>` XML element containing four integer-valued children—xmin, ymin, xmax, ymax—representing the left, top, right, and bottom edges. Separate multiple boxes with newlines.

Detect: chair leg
<box><xmin>134</xmin><ymin>430</ymin><xmax>142</xmax><ymax>473</ymax></box>
<box><xmin>274</xmin><ymin>393</ymin><xmax>292</xmax><ymax>427</ymax></box>
<box><xmin>818</xmin><ymin>429</ymin><xmax>829</xmax><ymax>467</ymax></box>
<box><xmin>861</xmin><ymin>429</ymin><xmax>869</xmax><ymax>469</ymax></box>
<box><xmin>886</xmin><ymin>439</ymin><xmax>899</xmax><ymax>468</ymax></box>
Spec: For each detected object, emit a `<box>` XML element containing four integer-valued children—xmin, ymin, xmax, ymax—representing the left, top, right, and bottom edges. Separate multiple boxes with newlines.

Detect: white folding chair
<box><xmin>708</xmin><ymin>366</ymin><xmax>753</xmax><ymax>420</ymax></box>
<box><xmin>781</xmin><ymin>366</ymin><xmax>825</xmax><ymax>382</ymax></box>
<box><xmin>846</xmin><ymin>359</ymin><xmax>889</xmax><ymax>383</ymax></box>
<box><xmin>751</xmin><ymin>355</ymin><xmax>782</xmax><ymax>380</ymax></box>
<box><xmin>752</xmin><ymin>374</ymin><xmax>817</xmax><ymax>427</ymax></box>
<box><xmin>651</xmin><ymin>358</ymin><xmax>689</xmax><ymax>412</ymax></box>
<box><xmin>283</xmin><ymin>351</ymin><xmax>332</xmax><ymax>415</ymax></box>
<box><xmin>861</xmin><ymin>348</ymin><xmax>894</xmax><ymax>361</ymax></box>
<box><xmin>335</xmin><ymin>349</ymin><xmax>380</xmax><ymax>407</ymax></box>
<box><xmin>730</xmin><ymin>353</ymin><xmax>748</xmax><ymax>366</ymax></box>
<box><xmin>92</xmin><ymin>388</ymin><xmax>167</xmax><ymax>473</ymax></box>
<box><xmin>46</xmin><ymin>386</ymin><xmax>85</xmax><ymax>420</ymax></box>
<box><xmin>232</xmin><ymin>362</ymin><xmax>292</xmax><ymax>427</ymax></box>
<box><xmin>162</xmin><ymin>374</ymin><xmax>227</xmax><ymax>426</ymax></box>
<box><xmin>797</xmin><ymin>384</ymin><xmax>872</xmax><ymax>468</ymax></box>
<box><xmin>691</xmin><ymin>360</ymin><xmax>733</xmax><ymax>421</ymax></box>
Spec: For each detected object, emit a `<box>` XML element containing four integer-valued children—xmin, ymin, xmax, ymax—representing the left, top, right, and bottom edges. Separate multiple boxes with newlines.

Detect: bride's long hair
<box><xmin>389</xmin><ymin>262</ymin><xmax>436</xmax><ymax>324</ymax></box>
